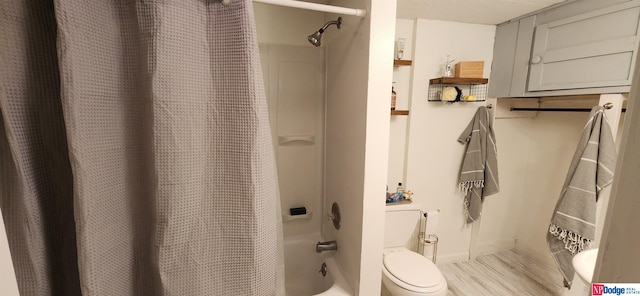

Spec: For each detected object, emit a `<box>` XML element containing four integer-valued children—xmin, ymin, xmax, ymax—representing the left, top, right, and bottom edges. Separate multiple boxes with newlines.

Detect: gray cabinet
<box><xmin>489</xmin><ymin>0</ymin><xmax>640</xmax><ymax>98</ymax></box>
<box><xmin>488</xmin><ymin>16</ymin><xmax>535</xmax><ymax>97</ymax></box>
<box><xmin>529</xmin><ymin>2</ymin><xmax>640</xmax><ymax>91</ymax></box>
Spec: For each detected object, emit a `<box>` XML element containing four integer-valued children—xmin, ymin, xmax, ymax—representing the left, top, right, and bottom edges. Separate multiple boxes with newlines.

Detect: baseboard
<box><xmin>436</xmin><ymin>252</ymin><xmax>469</xmax><ymax>264</ymax></box>
<box><xmin>475</xmin><ymin>239</ymin><xmax>516</xmax><ymax>256</ymax></box>
<box><xmin>435</xmin><ymin>242</ymin><xmax>551</xmax><ymax>266</ymax></box>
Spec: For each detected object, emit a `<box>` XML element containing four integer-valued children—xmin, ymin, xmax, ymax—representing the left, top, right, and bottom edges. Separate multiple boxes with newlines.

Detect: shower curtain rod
<box><xmin>252</xmin><ymin>0</ymin><xmax>367</xmax><ymax>17</ymax></box>
<box><xmin>511</xmin><ymin>102</ymin><xmax>627</xmax><ymax>113</ymax></box>
<box><xmin>510</xmin><ymin>107</ymin><xmax>627</xmax><ymax>112</ymax></box>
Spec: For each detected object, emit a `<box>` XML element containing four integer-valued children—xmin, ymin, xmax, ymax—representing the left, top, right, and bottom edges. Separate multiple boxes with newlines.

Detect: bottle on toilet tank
<box><xmin>396</xmin><ymin>182</ymin><xmax>403</xmax><ymax>201</ymax></box>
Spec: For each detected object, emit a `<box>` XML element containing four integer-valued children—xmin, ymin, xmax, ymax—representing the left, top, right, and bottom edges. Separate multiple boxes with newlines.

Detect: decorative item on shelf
<box><xmin>403</xmin><ymin>190</ymin><xmax>414</xmax><ymax>201</ymax></box>
<box><xmin>463</xmin><ymin>95</ymin><xmax>477</xmax><ymax>101</ymax></box>
<box><xmin>441</xmin><ymin>86</ymin><xmax>462</xmax><ymax>102</ymax></box>
<box><xmin>443</xmin><ymin>55</ymin><xmax>455</xmax><ymax>77</ymax></box>
<box><xmin>391</xmin><ymin>82</ymin><xmax>397</xmax><ymax>110</ymax></box>
<box><xmin>427</xmin><ymin>77</ymin><xmax>488</xmax><ymax>103</ymax></box>
<box><xmin>396</xmin><ymin>38</ymin><xmax>406</xmax><ymax>60</ymax></box>
<box><xmin>454</xmin><ymin>61</ymin><xmax>484</xmax><ymax>78</ymax></box>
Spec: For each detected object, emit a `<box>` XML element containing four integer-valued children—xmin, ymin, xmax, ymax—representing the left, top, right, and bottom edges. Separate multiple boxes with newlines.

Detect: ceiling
<box><xmin>396</xmin><ymin>0</ymin><xmax>567</xmax><ymax>25</ymax></box>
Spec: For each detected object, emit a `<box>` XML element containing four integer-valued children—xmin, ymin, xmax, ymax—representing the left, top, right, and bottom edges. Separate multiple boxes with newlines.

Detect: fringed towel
<box><xmin>458</xmin><ymin>106</ymin><xmax>499</xmax><ymax>223</ymax></box>
<box><xmin>547</xmin><ymin>106</ymin><xmax>617</xmax><ymax>287</ymax></box>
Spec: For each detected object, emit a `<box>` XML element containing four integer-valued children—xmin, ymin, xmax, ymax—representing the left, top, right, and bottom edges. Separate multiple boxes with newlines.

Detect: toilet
<box><xmin>381</xmin><ymin>203</ymin><xmax>447</xmax><ymax>296</ymax></box>
<box><xmin>566</xmin><ymin>248</ymin><xmax>599</xmax><ymax>296</ymax></box>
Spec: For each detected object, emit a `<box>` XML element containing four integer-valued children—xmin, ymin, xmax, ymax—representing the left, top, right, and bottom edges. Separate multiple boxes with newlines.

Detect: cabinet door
<box><xmin>488</xmin><ymin>21</ymin><xmax>518</xmax><ymax>98</ymax></box>
<box><xmin>528</xmin><ymin>2</ymin><xmax>640</xmax><ymax>91</ymax></box>
<box><xmin>510</xmin><ymin>16</ymin><xmax>536</xmax><ymax>97</ymax></box>
<box><xmin>489</xmin><ymin>16</ymin><xmax>536</xmax><ymax>98</ymax></box>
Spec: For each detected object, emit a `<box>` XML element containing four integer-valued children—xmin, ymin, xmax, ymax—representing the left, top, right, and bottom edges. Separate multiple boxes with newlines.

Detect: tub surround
<box><xmin>284</xmin><ymin>233</ymin><xmax>351</xmax><ymax>296</ymax></box>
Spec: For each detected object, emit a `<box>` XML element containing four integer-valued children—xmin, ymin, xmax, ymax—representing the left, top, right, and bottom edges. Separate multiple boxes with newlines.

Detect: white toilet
<box><xmin>566</xmin><ymin>248</ymin><xmax>599</xmax><ymax>296</ymax></box>
<box><xmin>382</xmin><ymin>203</ymin><xmax>448</xmax><ymax>296</ymax></box>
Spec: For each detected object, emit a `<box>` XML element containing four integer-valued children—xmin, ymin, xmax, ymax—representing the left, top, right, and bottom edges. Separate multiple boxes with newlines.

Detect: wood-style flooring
<box><xmin>439</xmin><ymin>249</ymin><xmax>566</xmax><ymax>296</ymax></box>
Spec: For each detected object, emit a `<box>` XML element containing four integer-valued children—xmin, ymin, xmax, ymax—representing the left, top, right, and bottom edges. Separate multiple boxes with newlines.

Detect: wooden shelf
<box><xmin>391</xmin><ymin>110</ymin><xmax>409</xmax><ymax>115</ymax></box>
<box><xmin>429</xmin><ymin>77</ymin><xmax>488</xmax><ymax>84</ymax></box>
<box><xmin>393</xmin><ymin>60</ymin><xmax>412</xmax><ymax>66</ymax></box>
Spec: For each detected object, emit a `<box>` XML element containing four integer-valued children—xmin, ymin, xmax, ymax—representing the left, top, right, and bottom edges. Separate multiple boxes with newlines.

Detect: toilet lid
<box><xmin>383</xmin><ymin>251</ymin><xmax>442</xmax><ymax>288</ymax></box>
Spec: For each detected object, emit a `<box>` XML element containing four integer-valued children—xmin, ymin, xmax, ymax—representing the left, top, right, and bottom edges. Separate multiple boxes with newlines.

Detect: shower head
<box><xmin>307</xmin><ymin>31</ymin><xmax>323</xmax><ymax>47</ymax></box>
<box><xmin>308</xmin><ymin>17</ymin><xmax>342</xmax><ymax>47</ymax></box>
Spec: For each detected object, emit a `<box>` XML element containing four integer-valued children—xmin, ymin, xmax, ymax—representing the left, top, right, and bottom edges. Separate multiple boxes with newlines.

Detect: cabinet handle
<box><xmin>531</xmin><ymin>55</ymin><xmax>542</xmax><ymax>64</ymax></box>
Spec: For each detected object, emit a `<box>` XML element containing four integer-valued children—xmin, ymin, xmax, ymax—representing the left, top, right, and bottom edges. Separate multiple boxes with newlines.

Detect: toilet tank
<box><xmin>384</xmin><ymin>203</ymin><xmax>422</xmax><ymax>249</ymax></box>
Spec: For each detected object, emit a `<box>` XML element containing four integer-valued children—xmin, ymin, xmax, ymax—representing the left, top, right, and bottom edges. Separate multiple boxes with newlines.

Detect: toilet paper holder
<box><xmin>418</xmin><ymin>211</ymin><xmax>439</xmax><ymax>264</ymax></box>
<box><xmin>418</xmin><ymin>233</ymin><xmax>439</xmax><ymax>264</ymax></box>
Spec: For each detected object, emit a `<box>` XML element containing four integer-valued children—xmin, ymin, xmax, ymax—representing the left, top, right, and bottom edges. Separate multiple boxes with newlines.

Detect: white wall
<box><xmin>254</xmin><ymin>3</ymin><xmax>325</xmax><ymax>47</ymax></box>
<box><xmin>358</xmin><ymin>1</ymin><xmax>396</xmax><ymax>294</ymax></box>
<box><xmin>475</xmin><ymin>116</ymin><xmax>531</xmax><ymax>255</ymax></box>
<box><xmin>505</xmin><ymin>112</ymin><xmax>590</xmax><ymax>260</ymax></box>
<box><xmin>387</xmin><ymin>19</ymin><xmax>414</xmax><ymax>189</ymax></box>
<box><xmin>492</xmin><ymin>97</ymin><xmax>626</xmax><ymax>265</ymax></box>
<box><xmin>401</xmin><ymin>19</ymin><xmax>496</xmax><ymax>263</ymax></box>
<box><xmin>594</xmin><ymin>57</ymin><xmax>640</xmax><ymax>282</ymax></box>
<box><xmin>0</xmin><ymin>212</ymin><xmax>19</xmax><ymax>296</ymax></box>
<box><xmin>324</xmin><ymin>0</ymin><xmax>395</xmax><ymax>294</ymax></box>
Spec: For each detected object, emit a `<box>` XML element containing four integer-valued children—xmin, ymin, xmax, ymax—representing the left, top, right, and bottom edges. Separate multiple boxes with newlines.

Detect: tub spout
<box><xmin>316</xmin><ymin>240</ymin><xmax>337</xmax><ymax>253</ymax></box>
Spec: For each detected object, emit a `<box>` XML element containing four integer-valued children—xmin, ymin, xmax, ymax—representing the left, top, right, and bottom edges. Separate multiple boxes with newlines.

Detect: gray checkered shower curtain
<box><xmin>0</xmin><ymin>1</ymin><xmax>278</xmax><ymax>295</ymax></box>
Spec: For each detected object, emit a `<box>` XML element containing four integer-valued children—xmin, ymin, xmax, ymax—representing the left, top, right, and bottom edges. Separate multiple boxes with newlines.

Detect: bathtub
<box><xmin>284</xmin><ymin>233</ymin><xmax>352</xmax><ymax>296</ymax></box>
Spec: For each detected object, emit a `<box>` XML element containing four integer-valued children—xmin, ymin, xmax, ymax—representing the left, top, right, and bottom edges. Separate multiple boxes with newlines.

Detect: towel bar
<box><xmin>510</xmin><ymin>102</ymin><xmax>625</xmax><ymax>113</ymax></box>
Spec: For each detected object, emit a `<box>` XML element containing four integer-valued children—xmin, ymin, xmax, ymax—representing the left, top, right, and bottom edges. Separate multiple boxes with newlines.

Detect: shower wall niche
<box><xmin>259</xmin><ymin>44</ymin><xmax>326</xmax><ymax>237</ymax></box>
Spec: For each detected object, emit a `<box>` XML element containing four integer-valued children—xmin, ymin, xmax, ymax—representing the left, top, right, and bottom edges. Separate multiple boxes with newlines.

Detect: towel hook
<box><xmin>603</xmin><ymin>102</ymin><xmax>614</xmax><ymax>110</ymax></box>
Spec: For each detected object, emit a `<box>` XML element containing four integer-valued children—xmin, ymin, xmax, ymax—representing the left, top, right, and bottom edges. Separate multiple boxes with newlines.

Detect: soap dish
<box><xmin>282</xmin><ymin>210</ymin><xmax>313</xmax><ymax>222</ymax></box>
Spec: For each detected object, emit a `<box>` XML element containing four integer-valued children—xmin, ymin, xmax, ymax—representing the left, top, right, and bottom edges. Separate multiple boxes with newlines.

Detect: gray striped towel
<box><xmin>547</xmin><ymin>106</ymin><xmax>617</xmax><ymax>287</ymax></box>
<box><xmin>458</xmin><ymin>106</ymin><xmax>499</xmax><ymax>224</ymax></box>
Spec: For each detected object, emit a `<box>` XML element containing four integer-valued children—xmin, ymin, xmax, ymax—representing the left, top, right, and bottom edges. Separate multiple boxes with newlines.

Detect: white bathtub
<box><xmin>284</xmin><ymin>233</ymin><xmax>352</xmax><ymax>296</ymax></box>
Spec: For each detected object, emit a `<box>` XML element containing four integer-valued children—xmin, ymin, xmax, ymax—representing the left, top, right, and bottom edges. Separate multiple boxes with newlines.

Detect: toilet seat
<box><xmin>382</xmin><ymin>249</ymin><xmax>446</xmax><ymax>294</ymax></box>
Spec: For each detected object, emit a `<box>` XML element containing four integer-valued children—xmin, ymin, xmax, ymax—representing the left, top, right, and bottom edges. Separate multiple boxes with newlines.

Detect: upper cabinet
<box><xmin>490</xmin><ymin>0</ymin><xmax>640</xmax><ymax>97</ymax></box>
<box><xmin>529</xmin><ymin>3</ymin><xmax>640</xmax><ymax>91</ymax></box>
<box><xmin>489</xmin><ymin>15</ymin><xmax>535</xmax><ymax>97</ymax></box>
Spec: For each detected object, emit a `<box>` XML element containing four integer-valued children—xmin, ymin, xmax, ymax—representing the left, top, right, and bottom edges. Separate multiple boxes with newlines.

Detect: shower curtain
<box><xmin>0</xmin><ymin>1</ymin><xmax>280</xmax><ymax>295</ymax></box>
